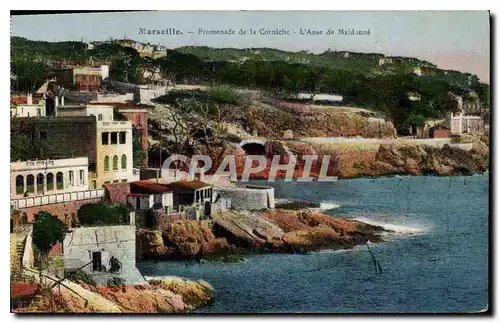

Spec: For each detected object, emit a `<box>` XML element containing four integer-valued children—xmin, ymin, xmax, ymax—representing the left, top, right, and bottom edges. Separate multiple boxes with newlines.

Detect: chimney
<box><xmin>27</xmin><ymin>93</ymin><xmax>33</xmax><ymax>105</ymax></box>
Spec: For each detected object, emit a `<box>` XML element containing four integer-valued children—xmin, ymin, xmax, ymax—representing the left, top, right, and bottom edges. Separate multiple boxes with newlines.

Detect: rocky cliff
<box><xmin>15</xmin><ymin>277</ymin><xmax>213</xmax><ymax>313</ymax></box>
<box><xmin>222</xmin><ymin>133</ymin><xmax>489</xmax><ymax>180</ymax></box>
<box><xmin>136</xmin><ymin>210</ymin><xmax>386</xmax><ymax>260</ymax></box>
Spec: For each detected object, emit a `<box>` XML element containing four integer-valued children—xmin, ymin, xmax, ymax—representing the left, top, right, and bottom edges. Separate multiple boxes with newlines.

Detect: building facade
<box><xmin>10</xmin><ymin>157</ymin><xmax>89</xmax><ymax>199</ymax></box>
<box><xmin>95</xmin><ymin>120</ymin><xmax>137</xmax><ymax>187</ymax></box>
<box><xmin>52</xmin><ymin>67</ymin><xmax>102</xmax><ymax>92</ymax></box>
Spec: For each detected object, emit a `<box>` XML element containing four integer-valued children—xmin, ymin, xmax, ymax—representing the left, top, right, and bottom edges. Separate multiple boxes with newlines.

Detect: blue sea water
<box><xmin>137</xmin><ymin>175</ymin><xmax>489</xmax><ymax>313</ymax></box>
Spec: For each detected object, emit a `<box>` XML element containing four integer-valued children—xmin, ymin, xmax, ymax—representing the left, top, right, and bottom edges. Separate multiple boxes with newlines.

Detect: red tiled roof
<box><xmin>164</xmin><ymin>180</ymin><xmax>212</xmax><ymax>192</ymax></box>
<box><xmin>128</xmin><ymin>192</ymin><xmax>150</xmax><ymax>198</ymax></box>
<box><xmin>130</xmin><ymin>180</ymin><xmax>172</xmax><ymax>194</ymax></box>
<box><xmin>11</xmin><ymin>96</ymin><xmax>41</xmax><ymax>105</ymax></box>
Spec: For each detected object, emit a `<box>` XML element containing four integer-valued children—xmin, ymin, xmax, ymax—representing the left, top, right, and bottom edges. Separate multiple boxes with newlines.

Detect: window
<box><xmin>56</xmin><ymin>172</ymin><xmax>64</xmax><ymax>190</ymax></box>
<box><xmin>15</xmin><ymin>175</ymin><xmax>24</xmax><ymax>195</ymax></box>
<box><xmin>46</xmin><ymin>173</ymin><xmax>54</xmax><ymax>191</ymax></box>
<box><xmin>104</xmin><ymin>156</ymin><xmax>110</xmax><ymax>171</ymax></box>
<box><xmin>138</xmin><ymin>114</ymin><xmax>142</xmax><ymax>126</ymax></box>
<box><xmin>121</xmin><ymin>154</ymin><xmax>127</xmax><ymax>169</ymax></box>
<box><xmin>92</xmin><ymin>180</ymin><xmax>97</xmax><ymax>189</ymax></box>
<box><xmin>113</xmin><ymin>180</ymin><xmax>119</xmax><ymax>183</ymax></box>
<box><xmin>104</xmin><ymin>181</ymin><xmax>111</xmax><ymax>184</ymax></box>
<box><xmin>69</xmin><ymin>171</ymin><xmax>74</xmax><ymax>186</ymax></box>
<box><xmin>37</xmin><ymin>108</ymin><xmax>41</xmax><ymax>116</ymax></box>
<box><xmin>113</xmin><ymin>155</ymin><xmax>118</xmax><ymax>170</ymax></box>
<box><xmin>119</xmin><ymin>132</ymin><xmax>126</xmax><ymax>144</ymax></box>
<box><xmin>98</xmin><ymin>114</ymin><xmax>103</xmax><ymax>121</ymax></box>
<box><xmin>79</xmin><ymin>170</ymin><xmax>84</xmax><ymax>185</ymax></box>
<box><xmin>26</xmin><ymin>175</ymin><xmax>34</xmax><ymax>193</ymax></box>
<box><xmin>121</xmin><ymin>179</ymin><xmax>127</xmax><ymax>183</ymax></box>
<box><xmin>102</xmin><ymin>132</ymin><xmax>109</xmax><ymax>145</ymax></box>
<box><xmin>111</xmin><ymin>132</ymin><xmax>118</xmax><ymax>144</ymax></box>
<box><xmin>36</xmin><ymin>174</ymin><xmax>44</xmax><ymax>192</ymax></box>
<box><xmin>40</xmin><ymin>131</ymin><xmax>47</xmax><ymax>140</ymax></box>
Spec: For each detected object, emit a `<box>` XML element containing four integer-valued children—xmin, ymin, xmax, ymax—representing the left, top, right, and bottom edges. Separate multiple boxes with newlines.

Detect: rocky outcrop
<box><xmin>137</xmin><ymin>210</ymin><xmax>386</xmax><ymax>259</ymax></box>
<box><xmin>16</xmin><ymin>277</ymin><xmax>213</xmax><ymax>313</ymax></box>
<box><xmin>241</xmin><ymin>100</ymin><xmax>397</xmax><ymax>139</ymax></box>
<box><xmin>136</xmin><ymin>220</ymin><xmax>236</xmax><ymax>260</ymax></box>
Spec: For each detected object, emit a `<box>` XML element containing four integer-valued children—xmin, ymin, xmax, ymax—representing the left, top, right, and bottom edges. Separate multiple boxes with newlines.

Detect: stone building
<box><xmin>63</xmin><ymin>223</ymin><xmax>145</xmax><ymax>285</ymax></box>
<box><xmin>10</xmin><ymin>157</ymin><xmax>89</xmax><ymax>200</ymax></box>
<box><xmin>11</xmin><ymin>116</ymin><xmax>138</xmax><ymax>189</ymax></box>
<box><xmin>214</xmin><ymin>184</ymin><xmax>275</xmax><ymax>211</ymax></box>
<box><xmin>51</xmin><ymin>67</ymin><xmax>102</xmax><ymax>92</ymax></box>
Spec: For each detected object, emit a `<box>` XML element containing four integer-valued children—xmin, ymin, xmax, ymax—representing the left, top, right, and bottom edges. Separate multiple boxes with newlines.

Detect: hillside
<box><xmin>11</xmin><ymin>37</ymin><xmax>490</xmax><ymax>134</ymax></box>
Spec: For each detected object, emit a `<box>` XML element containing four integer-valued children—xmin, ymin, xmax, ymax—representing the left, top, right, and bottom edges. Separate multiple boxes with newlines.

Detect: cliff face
<box><xmin>136</xmin><ymin>220</ymin><xmax>236</xmax><ymax>260</ymax></box>
<box><xmin>241</xmin><ymin>101</ymin><xmax>397</xmax><ymax>139</ymax></box>
<box><xmin>16</xmin><ymin>277</ymin><xmax>213</xmax><ymax>313</ymax></box>
<box><xmin>137</xmin><ymin>210</ymin><xmax>386</xmax><ymax>259</ymax></box>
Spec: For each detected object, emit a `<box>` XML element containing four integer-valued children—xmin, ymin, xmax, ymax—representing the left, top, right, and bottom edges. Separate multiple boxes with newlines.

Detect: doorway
<box><xmin>92</xmin><ymin>251</ymin><xmax>102</xmax><ymax>272</ymax></box>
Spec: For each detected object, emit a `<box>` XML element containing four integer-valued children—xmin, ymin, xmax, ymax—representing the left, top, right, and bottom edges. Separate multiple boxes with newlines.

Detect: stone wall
<box><xmin>17</xmin><ymin>198</ymin><xmax>102</xmax><ymax>223</ymax></box>
<box><xmin>63</xmin><ymin>225</ymin><xmax>144</xmax><ymax>285</ymax></box>
<box><xmin>214</xmin><ymin>185</ymin><xmax>275</xmax><ymax>211</ymax></box>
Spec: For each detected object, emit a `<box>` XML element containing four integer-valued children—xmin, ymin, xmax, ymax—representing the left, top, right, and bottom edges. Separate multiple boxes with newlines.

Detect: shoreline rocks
<box><xmin>136</xmin><ymin>209</ymin><xmax>387</xmax><ymax>261</ymax></box>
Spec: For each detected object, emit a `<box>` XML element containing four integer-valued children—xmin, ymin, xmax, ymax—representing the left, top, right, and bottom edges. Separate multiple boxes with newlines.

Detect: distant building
<box><xmin>51</xmin><ymin>67</ymin><xmax>102</xmax><ymax>92</ymax></box>
<box><xmin>294</xmin><ymin>92</ymin><xmax>343</xmax><ymax>104</ymax></box>
<box><xmin>447</xmin><ymin>92</ymin><xmax>485</xmax><ymax>135</ymax></box>
<box><xmin>10</xmin><ymin>93</ymin><xmax>45</xmax><ymax>118</ymax></box>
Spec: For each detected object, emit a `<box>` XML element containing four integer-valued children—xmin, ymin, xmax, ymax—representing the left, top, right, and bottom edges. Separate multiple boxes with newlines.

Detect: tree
<box><xmin>32</xmin><ymin>211</ymin><xmax>65</xmax><ymax>273</ymax></box>
<box><xmin>11</xmin><ymin>134</ymin><xmax>33</xmax><ymax>162</ymax></box>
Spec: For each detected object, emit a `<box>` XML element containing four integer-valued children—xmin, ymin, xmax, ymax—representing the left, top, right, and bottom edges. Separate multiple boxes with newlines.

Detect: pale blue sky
<box><xmin>11</xmin><ymin>11</ymin><xmax>490</xmax><ymax>82</ymax></box>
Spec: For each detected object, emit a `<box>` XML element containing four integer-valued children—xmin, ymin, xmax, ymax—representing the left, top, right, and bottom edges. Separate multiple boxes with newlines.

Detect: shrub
<box><xmin>107</xmin><ymin>277</ymin><xmax>125</xmax><ymax>288</ymax></box>
<box><xmin>68</xmin><ymin>270</ymin><xmax>96</xmax><ymax>286</ymax></box>
<box><xmin>32</xmin><ymin>211</ymin><xmax>64</xmax><ymax>255</ymax></box>
<box><xmin>275</xmin><ymin>201</ymin><xmax>321</xmax><ymax>210</ymax></box>
<box><xmin>77</xmin><ymin>203</ymin><xmax>130</xmax><ymax>226</ymax></box>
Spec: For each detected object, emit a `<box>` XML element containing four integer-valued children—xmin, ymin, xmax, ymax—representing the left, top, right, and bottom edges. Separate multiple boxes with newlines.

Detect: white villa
<box><xmin>10</xmin><ymin>157</ymin><xmax>89</xmax><ymax>200</ymax></box>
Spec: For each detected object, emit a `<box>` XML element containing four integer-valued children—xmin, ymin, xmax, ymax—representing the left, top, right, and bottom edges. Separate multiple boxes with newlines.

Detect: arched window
<box><xmin>104</xmin><ymin>156</ymin><xmax>110</xmax><ymax>171</ymax></box>
<box><xmin>98</xmin><ymin>114</ymin><xmax>103</xmax><ymax>121</ymax></box>
<box><xmin>15</xmin><ymin>175</ymin><xmax>24</xmax><ymax>195</ymax></box>
<box><xmin>36</xmin><ymin>174</ymin><xmax>44</xmax><ymax>193</ymax></box>
<box><xmin>46</xmin><ymin>173</ymin><xmax>54</xmax><ymax>191</ymax></box>
<box><xmin>26</xmin><ymin>175</ymin><xmax>34</xmax><ymax>193</ymax></box>
<box><xmin>113</xmin><ymin>155</ymin><xmax>118</xmax><ymax>170</ymax></box>
<box><xmin>121</xmin><ymin>154</ymin><xmax>127</xmax><ymax>170</ymax></box>
<box><xmin>56</xmin><ymin>172</ymin><xmax>64</xmax><ymax>190</ymax></box>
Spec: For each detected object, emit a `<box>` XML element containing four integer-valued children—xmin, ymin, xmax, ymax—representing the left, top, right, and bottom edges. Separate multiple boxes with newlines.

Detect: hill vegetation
<box><xmin>11</xmin><ymin>36</ymin><xmax>489</xmax><ymax>133</ymax></box>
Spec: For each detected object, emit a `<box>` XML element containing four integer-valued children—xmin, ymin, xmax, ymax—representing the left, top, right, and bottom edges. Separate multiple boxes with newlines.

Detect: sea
<box><xmin>137</xmin><ymin>175</ymin><xmax>489</xmax><ymax>313</ymax></box>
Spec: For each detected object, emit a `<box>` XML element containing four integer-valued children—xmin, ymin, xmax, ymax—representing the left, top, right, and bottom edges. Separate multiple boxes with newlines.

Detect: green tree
<box><xmin>11</xmin><ymin>134</ymin><xmax>33</xmax><ymax>162</ymax></box>
<box><xmin>32</xmin><ymin>211</ymin><xmax>65</xmax><ymax>272</ymax></box>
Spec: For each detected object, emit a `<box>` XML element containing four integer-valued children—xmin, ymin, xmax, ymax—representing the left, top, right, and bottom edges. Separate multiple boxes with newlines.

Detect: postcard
<box><xmin>10</xmin><ymin>10</ymin><xmax>490</xmax><ymax>314</ymax></box>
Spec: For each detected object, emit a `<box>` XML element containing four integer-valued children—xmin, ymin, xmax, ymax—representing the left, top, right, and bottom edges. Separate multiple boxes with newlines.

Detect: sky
<box><xmin>11</xmin><ymin>11</ymin><xmax>490</xmax><ymax>83</ymax></box>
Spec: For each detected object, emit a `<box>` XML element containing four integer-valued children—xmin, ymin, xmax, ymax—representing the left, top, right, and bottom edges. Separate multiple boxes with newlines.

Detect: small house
<box><xmin>128</xmin><ymin>180</ymin><xmax>174</xmax><ymax>211</ymax></box>
<box><xmin>164</xmin><ymin>180</ymin><xmax>213</xmax><ymax>208</ymax></box>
